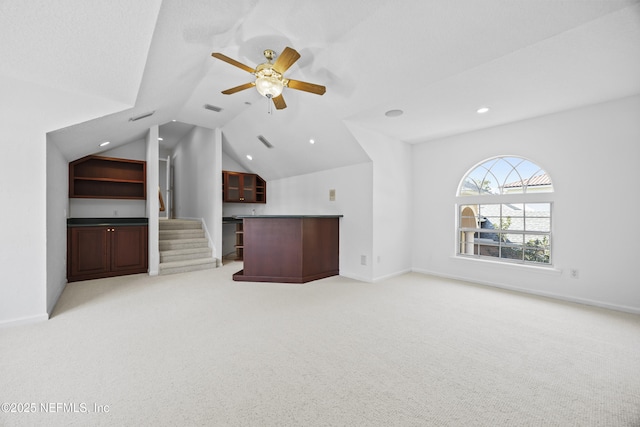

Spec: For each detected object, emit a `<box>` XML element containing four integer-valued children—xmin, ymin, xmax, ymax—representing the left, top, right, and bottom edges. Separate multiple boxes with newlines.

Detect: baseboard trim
<box><xmin>340</xmin><ymin>268</ymin><xmax>413</xmax><ymax>283</ymax></box>
<box><xmin>412</xmin><ymin>268</ymin><xmax>640</xmax><ymax>315</ymax></box>
<box><xmin>339</xmin><ymin>272</ymin><xmax>372</xmax><ymax>283</ymax></box>
<box><xmin>372</xmin><ymin>268</ymin><xmax>412</xmax><ymax>283</ymax></box>
<box><xmin>0</xmin><ymin>313</ymin><xmax>49</xmax><ymax>329</ymax></box>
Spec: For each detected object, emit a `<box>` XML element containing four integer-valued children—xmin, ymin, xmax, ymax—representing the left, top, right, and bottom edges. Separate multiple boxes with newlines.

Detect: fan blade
<box><xmin>221</xmin><ymin>82</ymin><xmax>255</xmax><ymax>95</ymax></box>
<box><xmin>211</xmin><ymin>52</ymin><xmax>255</xmax><ymax>74</ymax></box>
<box><xmin>286</xmin><ymin>79</ymin><xmax>326</xmax><ymax>95</ymax></box>
<box><xmin>272</xmin><ymin>94</ymin><xmax>287</xmax><ymax>110</ymax></box>
<box><xmin>272</xmin><ymin>47</ymin><xmax>300</xmax><ymax>74</ymax></box>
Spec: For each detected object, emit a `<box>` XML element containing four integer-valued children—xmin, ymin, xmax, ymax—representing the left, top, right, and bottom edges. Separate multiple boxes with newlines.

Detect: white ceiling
<box><xmin>7</xmin><ymin>0</ymin><xmax>638</xmax><ymax>181</ymax></box>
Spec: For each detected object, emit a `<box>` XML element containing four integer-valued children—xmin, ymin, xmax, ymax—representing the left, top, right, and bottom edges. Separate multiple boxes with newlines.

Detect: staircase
<box><xmin>159</xmin><ymin>219</ymin><xmax>217</xmax><ymax>275</ymax></box>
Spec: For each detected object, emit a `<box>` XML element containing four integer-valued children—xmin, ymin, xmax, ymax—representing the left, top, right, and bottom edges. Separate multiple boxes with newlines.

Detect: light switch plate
<box><xmin>329</xmin><ymin>189</ymin><xmax>336</xmax><ymax>201</ymax></box>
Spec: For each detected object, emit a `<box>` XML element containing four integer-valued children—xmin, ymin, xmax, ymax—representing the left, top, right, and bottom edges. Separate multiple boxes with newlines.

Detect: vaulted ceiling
<box><xmin>5</xmin><ymin>0</ymin><xmax>639</xmax><ymax>181</ymax></box>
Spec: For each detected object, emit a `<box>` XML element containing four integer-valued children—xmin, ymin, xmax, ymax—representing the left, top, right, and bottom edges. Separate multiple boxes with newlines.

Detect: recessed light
<box><xmin>309</xmin><ymin>139</ymin><xmax>315</xmax><ymax>144</ymax></box>
<box><xmin>477</xmin><ymin>107</ymin><xmax>490</xmax><ymax>114</ymax></box>
<box><xmin>99</xmin><ymin>141</ymin><xmax>110</xmax><ymax>147</ymax></box>
<box><xmin>172</xmin><ymin>119</ymin><xmax>176</xmax><ymax>122</ymax></box>
<box><xmin>246</xmin><ymin>155</ymin><xmax>253</xmax><ymax>160</ymax></box>
<box><xmin>385</xmin><ymin>109</ymin><xmax>403</xmax><ymax>118</ymax></box>
<box><xmin>158</xmin><ymin>137</ymin><xmax>163</xmax><ymax>141</ymax></box>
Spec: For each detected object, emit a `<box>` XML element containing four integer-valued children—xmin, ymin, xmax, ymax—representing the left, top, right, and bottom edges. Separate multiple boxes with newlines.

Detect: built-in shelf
<box><xmin>69</xmin><ymin>155</ymin><xmax>146</xmax><ymax>199</ymax></box>
<box><xmin>235</xmin><ymin>224</ymin><xmax>244</xmax><ymax>260</ymax></box>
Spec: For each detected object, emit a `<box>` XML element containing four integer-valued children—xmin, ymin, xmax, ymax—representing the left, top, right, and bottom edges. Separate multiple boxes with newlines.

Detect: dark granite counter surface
<box><xmin>233</xmin><ymin>215</ymin><xmax>343</xmax><ymax>219</ymax></box>
<box><xmin>67</xmin><ymin>217</ymin><xmax>148</xmax><ymax>227</ymax></box>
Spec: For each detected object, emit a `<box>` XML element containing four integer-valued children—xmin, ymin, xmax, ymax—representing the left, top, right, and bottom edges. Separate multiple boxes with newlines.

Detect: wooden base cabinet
<box><xmin>233</xmin><ymin>216</ymin><xmax>341</xmax><ymax>283</ymax></box>
<box><xmin>67</xmin><ymin>225</ymin><xmax>148</xmax><ymax>282</ymax></box>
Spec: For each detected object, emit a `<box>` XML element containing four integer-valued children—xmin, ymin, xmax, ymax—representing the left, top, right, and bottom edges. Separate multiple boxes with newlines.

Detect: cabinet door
<box><xmin>111</xmin><ymin>226</ymin><xmax>148</xmax><ymax>273</ymax></box>
<box><xmin>223</xmin><ymin>171</ymin><xmax>266</xmax><ymax>203</ymax></box>
<box><xmin>242</xmin><ymin>174</ymin><xmax>256</xmax><ymax>202</ymax></box>
<box><xmin>68</xmin><ymin>227</ymin><xmax>110</xmax><ymax>278</ymax></box>
<box><xmin>224</xmin><ymin>172</ymin><xmax>241</xmax><ymax>202</ymax></box>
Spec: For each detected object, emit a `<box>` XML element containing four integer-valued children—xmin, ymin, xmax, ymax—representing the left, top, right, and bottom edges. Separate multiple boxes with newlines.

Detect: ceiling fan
<box><xmin>211</xmin><ymin>46</ymin><xmax>326</xmax><ymax>110</ymax></box>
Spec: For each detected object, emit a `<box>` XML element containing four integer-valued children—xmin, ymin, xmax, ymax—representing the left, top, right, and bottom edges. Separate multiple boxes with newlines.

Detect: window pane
<box><xmin>524</xmin><ymin>249</ymin><xmax>550</xmax><ymax>264</ymax></box>
<box><xmin>503</xmin><ymin>203</ymin><xmax>524</xmax><ymax>217</ymax></box>
<box><xmin>500</xmin><ymin>245</ymin><xmax>523</xmax><ymax>260</ymax></box>
<box><xmin>526</xmin><ymin>218</ymin><xmax>550</xmax><ymax>232</ymax></box>
<box><xmin>459</xmin><ymin>156</ymin><xmax>553</xmax><ymax>197</ymax></box>
<box><xmin>464</xmin><ymin>169</ymin><xmax>492</xmax><ymax>195</ymax></box>
<box><xmin>460</xmin><ymin>177</ymin><xmax>481</xmax><ymax>195</ymax></box>
<box><xmin>526</xmin><ymin>203</ymin><xmax>551</xmax><ymax>215</ymax></box>
<box><xmin>477</xmin><ymin>242</ymin><xmax>499</xmax><ymax>258</ymax></box>
<box><xmin>460</xmin><ymin>205</ymin><xmax>477</xmax><ymax>228</ymax></box>
<box><xmin>524</xmin><ymin>234</ymin><xmax>550</xmax><ymax>264</ymax></box>
<box><xmin>512</xmin><ymin>159</ymin><xmax>540</xmax><ymax>180</ymax></box>
<box><xmin>502</xmin><ymin>169</ymin><xmax>525</xmax><ymax>194</ymax></box>
<box><xmin>525</xmin><ymin>203</ymin><xmax>551</xmax><ymax>232</ymax></box>
<box><xmin>526</xmin><ymin>203</ymin><xmax>551</xmax><ymax>216</ymax></box>
<box><xmin>502</xmin><ymin>203</ymin><xmax>524</xmax><ymax>231</ymax></box>
<box><xmin>503</xmin><ymin>233</ymin><xmax>523</xmax><ymax>245</ymax></box>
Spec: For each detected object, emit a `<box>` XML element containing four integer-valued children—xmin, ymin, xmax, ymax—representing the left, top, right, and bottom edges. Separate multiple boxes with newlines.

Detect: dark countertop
<box><xmin>223</xmin><ymin>217</ymin><xmax>243</xmax><ymax>224</ymax></box>
<box><xmin>234</xmin><ymin>215</ymin><xmax>343</xmax><ymax>219</ymax></box>
<box><xmin>67</xmin><ymin>217</ymin><xmax>149</xmax><ymax>227</ymax></box>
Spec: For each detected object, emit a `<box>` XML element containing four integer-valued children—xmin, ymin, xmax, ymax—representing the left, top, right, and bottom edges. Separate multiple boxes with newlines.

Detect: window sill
<box><xmin>452</xmin><ymin>255</ymin><xmax>562</xmax><ymax>275</ymax></box>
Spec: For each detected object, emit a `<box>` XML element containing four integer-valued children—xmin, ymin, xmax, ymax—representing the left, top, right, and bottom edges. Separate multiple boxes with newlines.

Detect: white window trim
<box><xmin>450</xmin><ymin>255</ymin><xmax>562</xmax><ymax>275</ymax></box>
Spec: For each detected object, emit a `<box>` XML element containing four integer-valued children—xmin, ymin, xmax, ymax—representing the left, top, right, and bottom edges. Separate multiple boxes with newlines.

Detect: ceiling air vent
<box><xmin>128</xmin><ymin>111</ymin><xmax>155</xmax><ymax>122</ymax></box>
<box><xmin>204</xmin><ymin>104</ymin><xmax>223</xmax><ymax>112</ymax></box>
<box><xmin>257</xmin><ymin>135</ymin><xmax>273</xmax><ymax>148</ymax></box>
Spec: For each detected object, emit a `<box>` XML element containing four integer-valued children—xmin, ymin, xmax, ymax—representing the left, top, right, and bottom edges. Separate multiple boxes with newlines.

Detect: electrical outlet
<box><xmin>360</xmin><ymin>255</ymin><xmax>367</xmax><ymax>265</ymax></box>
<box><xmin>570</xmin><ymin>269</ymin><xmax>579</xmax><ymax>279</ymax></box>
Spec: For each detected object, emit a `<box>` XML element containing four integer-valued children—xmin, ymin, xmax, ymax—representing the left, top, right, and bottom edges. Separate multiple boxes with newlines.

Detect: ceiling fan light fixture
<box><xmin>255</xmin><ymin>73</ymin><xmax>284</xmax><ymax>98</ymax></box>
<box><xmin>212</xmin><ymin>46</ymin><xmax>326</xmax><ymax>110</ymax></box>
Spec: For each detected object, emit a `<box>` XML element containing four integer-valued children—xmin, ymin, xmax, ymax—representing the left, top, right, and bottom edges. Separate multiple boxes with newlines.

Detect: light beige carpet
<box><xmin>1</xmin><ymin>262</ymin><xmax>639</xmax><ymax>426</ymax></box>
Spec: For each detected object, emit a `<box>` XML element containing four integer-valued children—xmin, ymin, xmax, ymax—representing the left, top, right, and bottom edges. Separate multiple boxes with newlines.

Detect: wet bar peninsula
<box><xmin>232</xmin><ymin>215</ymin><xmax>342</xmax><ymax>283</ymax></box>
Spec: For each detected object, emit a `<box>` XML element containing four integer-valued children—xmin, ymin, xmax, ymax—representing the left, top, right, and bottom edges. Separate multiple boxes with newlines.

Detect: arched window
<box><xmin>457</xmin><ymin>156</ymin><xmax>553</xmax><ymax>265</ymax></box>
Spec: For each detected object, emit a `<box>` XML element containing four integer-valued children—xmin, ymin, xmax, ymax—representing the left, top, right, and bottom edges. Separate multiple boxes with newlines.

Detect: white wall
<box><xmin>172</xmin><ymin>126</ymin><xmax>219</xmax><ymax>257</ymax></box>
<box><xmin>46</xmin><ymin>140</ymin><xmax>69</xmax><ymax>315</ymax></box>
<box><xmin>0</xmin><ymin>127</ymin><xmax>47</xmax><ymax>325</ymax></box>
<box><xmin>213</xmin><ymin>129</ymin><xmax>223</xmax><ymax>264</ymax></box>
<box><xmin>1</xmin><ymin>74</ymin><xmax>128</xmax><ymax>326</ymax></box>
<box><xmin>146</xmin><ymin>127</ymin><xmax>159</xmax><ymax>275</ymax></box>
<box><xmin>263</xmin><ymin>162</ymin><xmax>374</xmax><ymax>281</ymax></box>
<box><xmin>412</xmin><ymin>95</ymin><xmax>640</xmax><ymax>313</ymax></box>
<box><xmin>347</xmin><ymin>123</ymin><xmax>413</xmax><ymax>281</ymax></box>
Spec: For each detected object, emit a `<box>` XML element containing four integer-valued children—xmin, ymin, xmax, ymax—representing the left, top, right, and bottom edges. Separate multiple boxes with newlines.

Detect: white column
<box><xmin>465</xmin><ymin>231</ymin><xmax>474</xmax><ymax>254</ymax></box>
